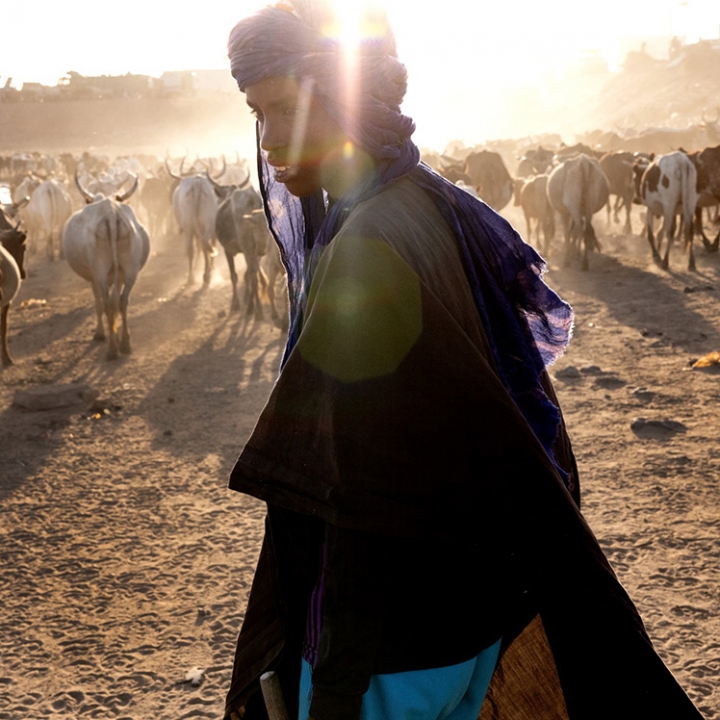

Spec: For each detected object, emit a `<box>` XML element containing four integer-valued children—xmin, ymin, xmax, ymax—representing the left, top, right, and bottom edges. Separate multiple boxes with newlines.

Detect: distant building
<box><xmin>619</xmin><ymin>35</ymin><xmax>677</xmax><ymax>63</ymax></box>
<box><xmin>185</xmin><ymin>69</ymin><xmax>237</xmax><ymax>94</ymax></box>
<box><xmin>159</xmin><ymin>71</ymin><xmax>198</xmax><ymax>96</ymax></box>
<box><xmin>59</xmin><ymin>71</ymin><xmax>154</xmax><ymax>99</ymax></box>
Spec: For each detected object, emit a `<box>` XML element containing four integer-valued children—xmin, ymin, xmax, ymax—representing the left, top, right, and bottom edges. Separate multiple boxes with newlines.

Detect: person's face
<box><xmin>245</xmin><ymin>75</ymin><xmax>349</xmax><ymax>198</ymax></box>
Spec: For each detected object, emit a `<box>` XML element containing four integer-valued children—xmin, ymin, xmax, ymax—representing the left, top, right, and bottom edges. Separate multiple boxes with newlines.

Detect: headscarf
<box><xmin>228</xmin><ymin>0</ymin><xmax>576</xmax><ymax>494</ymax></box>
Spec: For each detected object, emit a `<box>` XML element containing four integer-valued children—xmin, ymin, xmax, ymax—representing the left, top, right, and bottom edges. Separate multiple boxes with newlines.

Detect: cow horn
<box><xmin>74</xmin><ymin>170</ymin><xmax>94</xmax><ymax>203</ymax></box>
<box><xmin>237</xmin><ymin>165</ymin><xmax>251</xmax><ymax>189</ymax></box>
<box><xmin>210</xmin><ymin>155</ymin><xmax>227</xmax><ymax>180</ymax></box>
<box><xmin>204</xmin><ymin>170</ymin><xmax>224</xmax><ymax>190</ymax></box>
<box><xmin>164</xmin><ymin>158</ymin><xmax>183</xmax><ymax>180</ymax></box>
<box><xmin>115</xmin><ymin>173</ymin><xmax>139</xmax><ymax>202</ymax></box>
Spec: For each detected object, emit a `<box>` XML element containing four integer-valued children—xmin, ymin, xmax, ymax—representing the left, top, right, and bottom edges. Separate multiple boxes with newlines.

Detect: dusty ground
<box><xmin>1</xmin><ymin>210</ymin><xmax>719</xmax><ymax>720</ymax></box>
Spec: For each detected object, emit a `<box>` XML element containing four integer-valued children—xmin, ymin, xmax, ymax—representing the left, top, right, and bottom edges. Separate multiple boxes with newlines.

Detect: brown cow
<box><xmin>513</xmin><ymin>175</ymin><xmax>555</xmax><ymax>256</ymax></box>
<box><xmin>599</xmin><ymin>151</ymin><xmax>636</xmax><ymax>234</ymax></box>
<box><xmin>464</xmin><ymin>150</ymin><xmax>513</xmax><ymax>211</ymax></box>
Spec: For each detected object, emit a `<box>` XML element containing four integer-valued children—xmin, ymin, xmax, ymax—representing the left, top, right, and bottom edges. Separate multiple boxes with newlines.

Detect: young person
<box><xmin>223</xmin><ymin>2</ymin><xmax>704</xmax><ymax>719</ymax></box>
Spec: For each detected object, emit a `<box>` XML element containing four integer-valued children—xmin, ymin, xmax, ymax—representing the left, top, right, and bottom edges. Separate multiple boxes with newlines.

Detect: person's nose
<box><xmin>259</xmin><ymin>117</ymin><xmax>285</xmax><ymax>155</ymax></box>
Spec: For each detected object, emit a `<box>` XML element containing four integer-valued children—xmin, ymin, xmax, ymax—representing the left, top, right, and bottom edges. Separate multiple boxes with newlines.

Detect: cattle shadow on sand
<box><xmin>550</xmin><ymin>252</ymin><xmax>720</xmax><ymax>355</ymax></box>
<box><xmin>136</xmin><ymin>313</ymin><xmax>285</xmax><ymax>467</ymax></box>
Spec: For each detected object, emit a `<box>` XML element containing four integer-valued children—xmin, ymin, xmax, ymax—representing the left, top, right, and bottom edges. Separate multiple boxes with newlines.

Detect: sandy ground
<box><xmin>1</xmin><ymin>211</ymin><xmax>719</xmax><ymax>719</ymax></box>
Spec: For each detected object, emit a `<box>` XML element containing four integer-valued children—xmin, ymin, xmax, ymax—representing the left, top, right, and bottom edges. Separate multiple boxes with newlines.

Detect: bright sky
<box><xmin>3</xmin><ymin>0</ymin><xmax>719</xmax><ymax>147</ymax></box>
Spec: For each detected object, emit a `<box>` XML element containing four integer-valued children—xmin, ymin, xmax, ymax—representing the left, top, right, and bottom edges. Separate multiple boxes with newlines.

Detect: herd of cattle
<box><xmin>1</xmin><ymin>121</ymin><xmax>720</xmax><ymax>365</ymax></box>
<box><xmin>0</xmin><ymin>152</ymin><xmax>283</xmax><ymax>364</ymax></box>
<box><xmin>429</xmin><ymin>135</ymin><xmax>720</xmax><ymax>273</ymax></box>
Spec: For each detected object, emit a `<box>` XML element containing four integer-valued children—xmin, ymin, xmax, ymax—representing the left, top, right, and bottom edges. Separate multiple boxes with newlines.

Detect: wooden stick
<box><xmin>260</xmin><ymin>670</ymin><xmax>290</xmax><ymax>720</ymax></box>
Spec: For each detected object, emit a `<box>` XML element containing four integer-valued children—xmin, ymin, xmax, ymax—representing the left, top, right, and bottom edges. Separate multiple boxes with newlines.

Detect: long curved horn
<box><xmin>212</xmin><ymin>155</ymin><xmax>227</xmax><ymax>180</ymax></box>
<box><xmin>164</xmin><ymin>158</ymin><xmax>182</xmax><ymax>180</ymax></box>
<box><xmin>74</xmin><ymin>170</ymin><xmax>94</xmax><ymax>203</ymax></box>
<box><xmin>206</xmin><ymin>156</ymin><xmax>227</xmax><ymax>180</ymax></box>
<box><xmin>236</xmin><ymin>165</ymin><xmax>251</xmax><ymax>189</ymax></box>
<box><xmin>115</xmin><ymin>173</ymin><xmax>139</xmax><ymax>202</ymax></box>
<box><xmin>204</xmin><ymin>170</ymin><xmax>224</xmax><ymax>191</ymax></box>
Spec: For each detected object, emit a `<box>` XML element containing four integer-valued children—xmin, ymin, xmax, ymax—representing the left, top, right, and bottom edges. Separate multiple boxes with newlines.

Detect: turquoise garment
<box><xmin>298</xmin><ymin>639</ymin><xmax>501</xmax><ymax>720</ymax></box>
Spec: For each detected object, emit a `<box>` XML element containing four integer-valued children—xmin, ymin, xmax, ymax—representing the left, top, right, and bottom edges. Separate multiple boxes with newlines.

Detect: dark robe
<box><xmin>224</xmin><ymin>178</ymin><xmax>703</xmax><ymax>720</ymax></box>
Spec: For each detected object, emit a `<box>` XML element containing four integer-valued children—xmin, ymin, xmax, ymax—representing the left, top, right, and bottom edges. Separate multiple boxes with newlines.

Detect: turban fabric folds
<box><xmin>227</xmin><ymin>0</ymin><xmax>576</xmax><ymax>495</ymax></box>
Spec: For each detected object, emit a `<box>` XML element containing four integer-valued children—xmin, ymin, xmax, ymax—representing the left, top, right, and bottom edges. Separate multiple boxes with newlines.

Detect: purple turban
<box><xmin>228</xmin><ymin>0</ymin><xmax>416</xmax><ymax>160</ymax></box>
<box><xmin>227</xmin><ymin>0</ymin><xmax>576</xmax><ymax>496</ymax></box>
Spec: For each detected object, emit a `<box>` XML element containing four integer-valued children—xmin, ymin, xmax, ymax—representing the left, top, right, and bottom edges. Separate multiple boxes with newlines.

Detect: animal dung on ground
<box><xmin>555</xmin><ymin>366</ymin><xmax>581</xmax><ymax>379</ymax></box>
<box><xmin>629</xmin><ymin>387</ymin><xmax>656</xmax><ymax>403</ymax></box>
<box><xmin>594</xmin><ymin>375</ymin><xmax>626</xmax><ymax>390</ymax></box>
<box><xmin>12</xmin><ymin>383</ymin><xmax>98</xmax><ymax>411</ymax></box>
<box><xmin>631</xmin><ymin>417</ymin><xmax>687</xmax><ymax>439</ymax></box>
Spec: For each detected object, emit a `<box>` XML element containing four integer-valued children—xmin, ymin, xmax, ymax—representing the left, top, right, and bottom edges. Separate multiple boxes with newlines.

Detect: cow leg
<box><xmin>645</xmin><ymin>213</ymin><xmax>662</xmax><ymax>266</ymax></box>
<box><xmin>201</xmin><ymin>240</ymin><xmax>214</xmax><ymax>286</ymax></box>
<box><xmin>581</xmin><ymin>218</ymin><xmax>597</xmax><ymax>272</ymax></box>
<box><xmin>560</xmin><ymin>213</ymin><xmax>573</xmax><ymax>267</ymax></box>
<box><xmin>225</xmin><ymin>249</ymin><xmax>240</xmax><ymax>312</ymax></box>
<box><xmin>696</xmin><ymin>206</ymin><xmax>715</xmax><ymax>251</ymax></box>
<box><xmin>685</xmin><ymin>214</ymin><xmax>697</xmax><ymax>272</ymax></box>
<box><xmin>1</xmin><ymin>304</ymin><xmax>13</xmax><ymax>366</ymax></box>
<box><xmin>523</xmin><ymin>210</ymin><xmax>532</xmax><ymax>240</ymax></box>
<box><xmin>185</xmin><ymin>232</ymin><xmax>196</xmax><ymax>285</ymax></box>
<box><xmin>105</xmin><ymin>283</ymin><xmax>120</xmax><ymax>361</ymax></box>
<box><xmin>623</xmin><ymin>195</ymin><xmax>633</xmax><ymax>235</ymax></box>
<box><xmin>244</xmin><ymin>260</ymin><xmax>263</xmax><ymax>321</ymax></box>
<box><xmin>91</xmin><ymin>283</ymin><xmax>106</xmax><ymax>341</ymax></box>
<box><xmin>613</xmin><ymin>196</ymin><xmax>622</xmax><ymax>224</ymax></box>
<box><xmin>46</xmin><ymin>231</ymin><xmax>54</xmax><ymax>261</ymax></box>
<box><xmin>660</xmin><ymin>214</ymin><xmax>675</xmax><ymax>270</ymax></box>
<box><xmin>267</xmin><ymin>267</ymin><xmax>279</xmax><ymax>325</ymax></box>
<box><xmin>118</xmin><ymin>281</ymin><xmax>134</xmax><ymax>355</ymax></box>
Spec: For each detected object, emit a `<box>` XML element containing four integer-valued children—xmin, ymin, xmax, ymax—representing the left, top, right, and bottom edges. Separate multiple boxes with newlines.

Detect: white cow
<box><xmin>64</xmin><ymin>173</ymin><xmax>150</xmax><ymax>360</ymax></box>
<box><xmin>172</xmin><ymin>175</ymin><xmax>218</xmax><ymax>285</ymax></box>
<box><xmin>547</xmin><ymin>154</ymin><xmax>609</xmax><ymax>271</ymax></box>
<box><xmin>11</xmin><ymin>174</ymin><xmax>41</xmax><ymax>204</ymax></box>
<box><xmin>0</xmin><ymin>228</ymin><xmax>27</xmax><ymax>366</ymax></box>
<box><xmin>23</xmin><ymin>179</ymin><xmax>73</xmax><ymax>260</ymax></box>
<box><xmin>640</xmin><ymin>152</ymin><xmax>699</xmax><ymax>271</ymax></box>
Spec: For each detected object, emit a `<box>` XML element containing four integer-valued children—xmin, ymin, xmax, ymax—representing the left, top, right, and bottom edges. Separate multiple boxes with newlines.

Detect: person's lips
<box><xmin>271</xmin><ymin>165</ymin><xmax>298</xmax><ymax>183</ymax></box>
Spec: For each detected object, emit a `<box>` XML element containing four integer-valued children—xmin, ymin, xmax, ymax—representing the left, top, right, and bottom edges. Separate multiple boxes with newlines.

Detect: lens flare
<box><xmin>288</xmin><ymin>77</ymin><xmax>315</xmax><ymax>167</ymax></box>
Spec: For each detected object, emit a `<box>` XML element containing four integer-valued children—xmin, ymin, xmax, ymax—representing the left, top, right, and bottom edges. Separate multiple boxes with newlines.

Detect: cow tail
<box><xmin>580</xmin><ymin>160</ymin><xmax>596</xmax><ymax>251</ymax></box>
<box><xmin>682</xmin><ymin>163</ymin><xmax>696</xmax><ymax>251</ymax></box>
<box><xmin>109</xmin><ymin>209</ymin><xmax>121</xmax><ymax>322</ymax></box>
